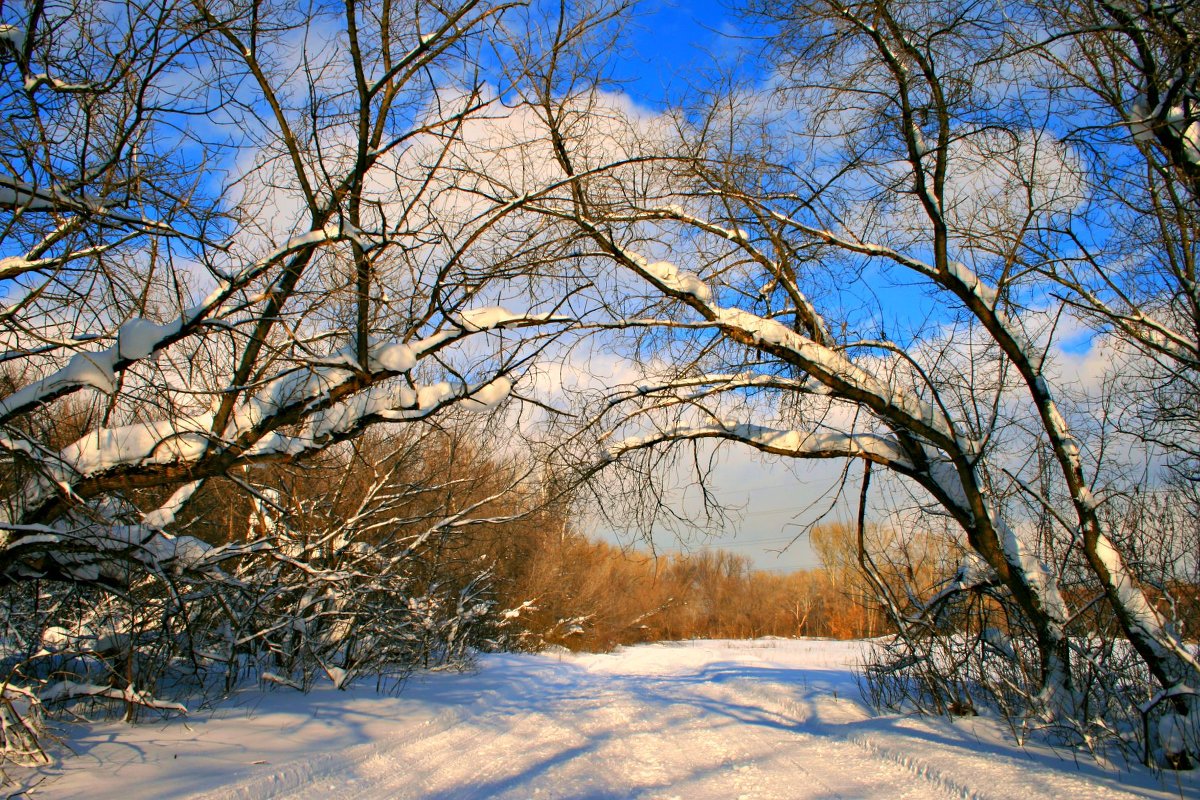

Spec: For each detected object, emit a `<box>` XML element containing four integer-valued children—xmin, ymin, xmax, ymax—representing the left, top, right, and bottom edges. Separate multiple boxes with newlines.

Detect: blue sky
<box><xmin>617</xmin><ymin>0</ymin><xmax>754</xmax><ymax>108</ymax></box>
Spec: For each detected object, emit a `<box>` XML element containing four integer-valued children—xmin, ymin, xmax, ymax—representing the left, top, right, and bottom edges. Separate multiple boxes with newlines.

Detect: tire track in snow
<box><xmin>746</xmin><ymin>679</ymin><xmax>1142</xmax><ymax>800</ymax></box>
<box><xmin>188</xmin><ymin>701</ymin><xmax>471</xmax><ymax>800</ymax></box>
<box><xmin>766</xmin><ymin>683</ymin><xmax>989</xmax><ymax>800</ymax></box>
<box><xmin>120</xmin><ymin>643</ymin><xmax>1175</xmax><ymax>800</ymax></box>
<box><xmin>841</xmin><ymin>732</ymin><xmax>990</xmax><ymax>800</ymax></box>
<box><xmin>632</xmin><ymin>674</ymin><xmax>849</xmax><ymax>800</ymax></box>
<box><xmin>673</xmin><ymin>676</ymin><xmax>966</xmax><ymax>800</ymax></box>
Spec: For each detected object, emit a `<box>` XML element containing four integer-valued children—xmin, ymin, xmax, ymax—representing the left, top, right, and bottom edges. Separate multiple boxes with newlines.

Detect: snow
<box><xmin>324</xmin><ymin>666</ymin><xmax>348</xmax><ymax>690</ymax></box>
<box><xmin>58</xmin><ymin>414</ymin><xmax>213</xmax><ymax>477</ymax></box>
<box><xmin>1165</xmin><ymin>105</ymin><xmax>1200</xmax><ymax>164</ymax></box>
<box><xmin>910</xmin><ymin>122</ymin><xmax>930</xmax><ymax>157</ymax></box>
<box><xmin>40</xmin><ymin>626</ymin><xmax>73</xmax><ymax>652</ymax></box>
<box><xmin>945</xmin><ymin>261</ymin><xmax>998</xmax><ymax>307</ymax></box>
<box><xmin>145</xmin><ymin>530</ymin><xmax>212</xmax><ymax>571</ymax></box>
<box><xmin>416</xmin><ymin>380</ymin><xmax>453</xmax><ymax>410</ymax></box>
<box><xmin>21</xmin><ymin>74</ymin><xmax>94</xmax><ymax>93</ymax></box>
<box><xmin>614</xmin><ymin>423</ymin><xmax>911</xmax><ymax>468</ymax></box>
<box><xmin>38</xmin><ymin>681</ymin><xmax>187</xmax><ymax>713</ymax></box>
<box><xmin>1129</xmin><ymin>101</ymin><xmax>1155</xmax><ymax>143</ymax></box>
<box><xmin>1128</xmin><ymin>100</ymin><xmax>1200</xmax><ymax>165</ymax></box>
<box><xmin>644</xmin><ymin>260</ymin><xmax>713</xmax><ymax>302</ymax></box>
<box><xmin>117</xmin><ymin>317</ymin><xmax>182</xmax><ymax>361</ymax></box>
<box><xmin>0</xmin><ymin>349</ymin><xmax>119</xmax><ymax>419</ymax></box>
<box><xmin>14</xmin><ymin>325</ymin><xmax>518</xmax><ymax>504</ymax></box>
<box><xmin>923</xmin><ymin>461</ymin><xmax>1069</xmax><ymax>628</ymax></box>
<box><xmin>142</xmin><ymin>481</ymin><xmax>202</xmax><ymax>529</ymax></box>
<box><xmin>27</xmin><ymin>639</ymin><xmax>1186</xmax><ymax>799</ymax></box>
<box><xmin>1090</xmin><ymin>533</ymin><xmax>1200</xmax><ymax>680</ymax></box>
<box><xmin>288</xmin><ymin>226</ymin><xmax>340</xmax><ymax>250</ymax></box>
<box><xmin>0</xmin><ymin>313</ymin><xmax>192</xmax><ymax>422</ymax></box>
<box><xmin>0</xmin><ymin>175</ymin><xmax>107</xmax><ymax>210</ymax></box>
<box><xmin>61</xmin><ymin>349</ymin><xmax>118</xmax><ymax>394</ymax></box>
<box><xmin>1158</xmin><ymin>713</ymin><xmax>1186</xmax><ymax>758</ymax></box>
<box><xmin>0</xmin><ymin>177</ymin><xmax>56</xmax><ymax>210</ymax></box>
<box><xmin>460</xmin><ymin>376</ymin><xmax>512</xmax><ymax>412</ymax></box>
<box><xmin>1184</xmin><ymin>120</ymin><xmax>1200</xmax><ymax>164</ymax></box>
<box><xmin>366</xmin><ymin>340</ymin><xmax>416</xmax><ymax>372</ymax></box>
<box><xmin>458</xmin><ymin>305</ymin><xmax>521</xmax><ymax>331</ymax></box>
<box><xmin>710</xmin><ymin>306</ymin><xmax>953</xmax><ymax>441</ymax></box>
<box><xmin>994</xmin><ymin>514</ymin><xmax>1068</xmax><ymax>625</ymax></box>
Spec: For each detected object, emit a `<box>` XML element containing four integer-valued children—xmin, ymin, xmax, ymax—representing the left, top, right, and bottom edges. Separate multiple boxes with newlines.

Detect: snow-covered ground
<box><xmin>30</xmin><ymin>639</ymin><xmax>1196</xmax><ymax>799</ymax></box>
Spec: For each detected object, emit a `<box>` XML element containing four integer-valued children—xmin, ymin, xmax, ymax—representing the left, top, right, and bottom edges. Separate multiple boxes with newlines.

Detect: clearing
<box><xmin>31</xmin><ymin>639</ymin><xmax>1195</xmax><ymax>799</ymax></box>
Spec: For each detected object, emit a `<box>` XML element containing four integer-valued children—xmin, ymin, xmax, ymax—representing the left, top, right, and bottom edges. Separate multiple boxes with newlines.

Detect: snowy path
<box><xmin>35</xmin><ymin>640</ymin><xmax>1190</xmax><ymax>799</ymax></box>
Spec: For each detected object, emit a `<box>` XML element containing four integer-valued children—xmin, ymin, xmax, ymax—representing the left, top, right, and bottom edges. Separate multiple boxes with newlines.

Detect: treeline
<box><xmin>385</xmin><ymin>438</ymin><xmax>1200</xmax><ymax>654</ymax></box>
<box><xmin>477</xmin><ymin>524</ymin><xmax>1200</xmax><ymax>655</ymax></box>
<box><xmin>463</xmin><ymin>525</ymin><xmax>893</xmax><ymax>651</ymax></box>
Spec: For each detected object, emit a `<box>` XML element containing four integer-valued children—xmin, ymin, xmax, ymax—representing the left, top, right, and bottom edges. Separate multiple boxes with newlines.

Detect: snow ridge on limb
<box><xmin>596</xmin><ymin>373</ymin><xmax>833</xmax><ymax>427</ymax></box>
<box><xmin>37</xmin><ymin>680</ymin><xmax>186</xmax><ymax>712</ymax></box>
<box><xmin>583</xmin><ymin>224</ymin><xmax>963</xmax><ymax>450</ymax></box>
<box><xmin>917</xmin><ymin>551</ymin><xmax>996</xmax><ymax>618</ymax></box>
<box><xmin>1093</xmin><ymin>533</ymin><xmax>1200</xmax><ymax>681</ymax></box>
<box><xmin>0</xmin><ymin>516</ymin><xmax>245</xmax><ymax>584</ymax></box>
<box><xmin>609</xmin><ymin>421</ymin><xmax>913</xmax><ymax>469</ymax></box>
<box><xmin>141</xmin><ymin>481</ymin><xmax>203</xmax><ymax>530</ymax></box>
<box><xmin>13</xmin><ymin>309</ymin><xmax>553</xmax><ymax>527</ymax></box>
<box><xmin>632</xmin><ymin>203</ymin><xmax>833</xmax><ymax>345</ymax></box>
<box><xmin>0</xmin><ymin>225</ymin><xmax>347</xmax><ymax>427</ymax></box>
<box><xmin>922</xmin><ymin>462</ymin><xmax>1068</xmax><ymax>631</ymax></box>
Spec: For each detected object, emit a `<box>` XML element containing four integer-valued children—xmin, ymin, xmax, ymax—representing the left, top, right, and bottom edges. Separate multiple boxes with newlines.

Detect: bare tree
<box><xmin>0</xmin><ymin>0</ymin><xmax>604</xmax><ymax>765</ymax></box>
<box><xmin>0</xmin><ymin>0</ymin><xmax>570</xmax><ymax>585</ymax></box>
<box><xmin>506</xmin><ymin>0</ymin><xmax>1198</xmax><ymax>764</ymax></box>
<box><xmin>1017</xmin><ymin>1</ymin><xmax>1200</xmax><ymax>487</ymax></box>
<box><xmin>216</xmin><ymin>423</ymin><xmax>538</xmax><ymax>691</ymax></box>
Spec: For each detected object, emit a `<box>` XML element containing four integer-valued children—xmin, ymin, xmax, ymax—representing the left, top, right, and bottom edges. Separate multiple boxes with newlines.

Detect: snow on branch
<box><xmin>917</xmin><ymin>552</ymin><xmax>997</xmax><ymax>619</ymax></box>
<box><xmin>601</xmin><ymin>372</ymin><xmax>832</xmax><ymax>414</ymax></box>
<box><xmin>609</xmin><ymin>421</ymin><xmax>912</xmax><ymax>468</ymax></box>
<box><xmin>14</xmin><ymin>308</ymin><xmax>554</xmax><ymax>521</ymax></box>
<box><xmin>578</xmin><ymin>217</ymin><xmax>961</xmax><ymax>447</ymax></box>
<box><xmin>0</xmin><ymin>175</ymin><xmax>99</xmax><ymax>213</ymax></box>
<box><xmin>141</xmin><ymin>481</ymin><xmax>202</xmax><ymax>529</ymax></box>
<box><xmin>927</xmin><ymin>461</ymin><xmax>1069</xmax><ymax>628</ymax></box>
<box><xmin>0</xmin><ymin>173</ymin><xmax>189</xmax><ymax>236</ymax></box>
<box><xmin>0</xmin><ymin>226</ymin><xmax>354</xmax><ymax>426</ymax></box>
<box><xmin>1093</xmin><ymin>533</ymin><xmax>1200</xmax><ymax>678</ymax></box>
<box><xmin>637</xmin><ymin>203</ymin><xmax>832</xmax><ymax>345</ymax></box>
<box><xmin>0</xmin><ymin>518</ymin><xmax>227</xmax><ymax>583</ymax></box>
<box><xmin>38</xmin><ymin>680</ymin><xmax>187</xmax><ymax>713</ymax></box>
<box><xmin>995</xmin><ymin>516</ymin><xmax>1068</xmax><ymax>626</ymax></box>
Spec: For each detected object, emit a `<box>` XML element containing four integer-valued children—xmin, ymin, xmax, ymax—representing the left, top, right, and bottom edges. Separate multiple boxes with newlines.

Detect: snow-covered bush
<box><xmin>0</xmin><ymin>425</ymin><xmax>545</xmax><ymax>765</ymax></box>
<box><xmin>858</xmin><ymin>505</ymin><xmax>1200</xmax><ymax>766</ymax></box>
